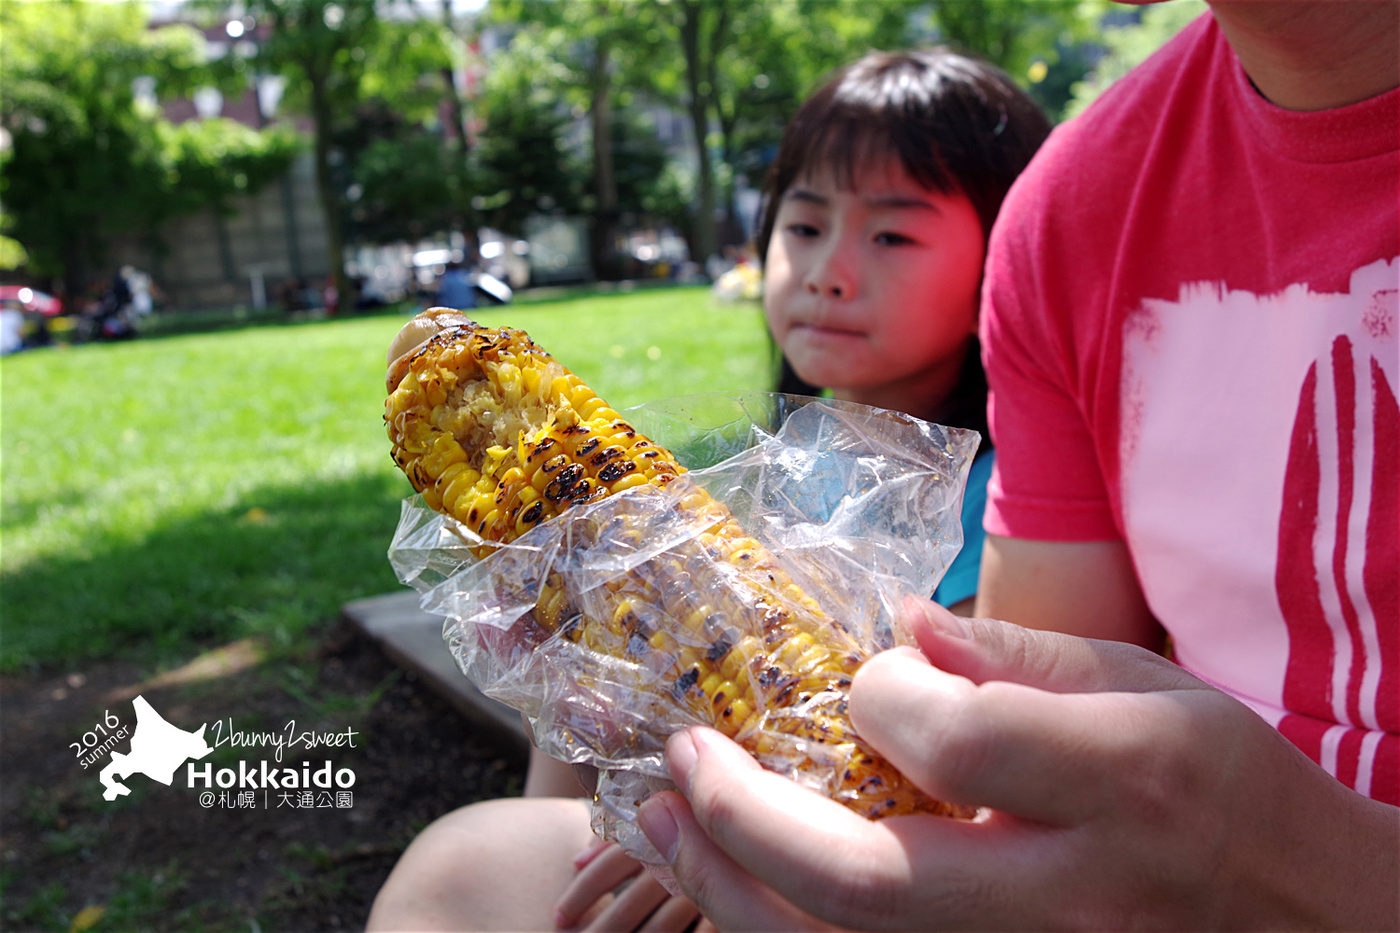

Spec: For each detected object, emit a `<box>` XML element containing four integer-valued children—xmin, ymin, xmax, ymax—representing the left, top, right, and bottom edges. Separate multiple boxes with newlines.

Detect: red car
<box><xmin>0</xmin><ymin>285</ymin><xmax>64</xmax><ymax>316</ymax></box>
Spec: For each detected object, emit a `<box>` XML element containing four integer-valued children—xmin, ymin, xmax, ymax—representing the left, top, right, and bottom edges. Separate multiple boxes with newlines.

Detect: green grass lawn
<box><xmin>0</xmin><ymin>287</ymin><xmax>771</xmax><ymax>672</ymax></box>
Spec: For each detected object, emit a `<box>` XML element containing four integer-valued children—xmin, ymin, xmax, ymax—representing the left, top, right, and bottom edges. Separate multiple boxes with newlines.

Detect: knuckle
<box><xmin>926</xmin><ymin>687</ymin><xmax>1002</xmax><ymax>801</ymax></box>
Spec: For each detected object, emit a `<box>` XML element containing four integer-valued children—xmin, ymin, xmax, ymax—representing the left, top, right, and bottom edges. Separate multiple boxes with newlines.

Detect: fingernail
<box><xmin>907</xmin><ymin>594</ymin><xmax>970</xmax><ymax>639</ymax></box>
<box><xmin>637</xmin><ymin>797</ymin><xmax>679</xmax><ymax>863</ymax></box>
<box><xmin>665</xmin><ymin>728</ymin><xmax>699</xmax><ymax>793</ymax></box>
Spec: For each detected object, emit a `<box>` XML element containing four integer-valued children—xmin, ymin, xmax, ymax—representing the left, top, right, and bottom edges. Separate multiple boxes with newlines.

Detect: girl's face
<box><xmin>763</xmin><ymin>157</ymin><xmax>984</xmax><ymax>418</ymax></box>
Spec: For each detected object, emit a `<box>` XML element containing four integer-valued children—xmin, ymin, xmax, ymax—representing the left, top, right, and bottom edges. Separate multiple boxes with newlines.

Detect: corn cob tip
<box><xmin>386</xmin><ymin>308</ymin><xmax>477</xmax><ymax>393</ymax></box>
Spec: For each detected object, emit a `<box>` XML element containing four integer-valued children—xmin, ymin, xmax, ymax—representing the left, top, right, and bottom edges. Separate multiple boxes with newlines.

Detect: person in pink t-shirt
<box><xmin>636</xmin><ymin>3</ymin><xmax>1398</xmax><ymax>930</ymax></box>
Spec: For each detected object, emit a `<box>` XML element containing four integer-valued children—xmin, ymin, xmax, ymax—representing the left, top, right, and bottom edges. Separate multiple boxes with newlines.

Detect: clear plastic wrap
<box><xmin>389</xmin><ymin>391</ymin><xmax>979</xmax><ymax>872</ymax></box>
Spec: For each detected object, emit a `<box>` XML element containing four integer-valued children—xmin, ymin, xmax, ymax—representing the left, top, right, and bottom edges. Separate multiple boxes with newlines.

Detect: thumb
<box><xmin>900</xmin><ymin>596</ymin><xmax>1191</xmax><ymax>695</ymax></box>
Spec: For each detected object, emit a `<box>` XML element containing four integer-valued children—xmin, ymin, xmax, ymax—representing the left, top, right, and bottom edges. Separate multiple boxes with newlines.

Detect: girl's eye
<box><xmin>785</xmin><ymin>223</ymin><xmax>821</xmax><ymax>238</ymax></box>
<box><xmin>874</xmin><ymin>231</ymin><xmax>915</xmax><ymax>246</ymax></box>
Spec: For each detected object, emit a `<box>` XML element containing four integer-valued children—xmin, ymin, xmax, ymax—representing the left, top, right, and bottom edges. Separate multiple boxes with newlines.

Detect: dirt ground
<box><xmin>0</xmin><ymin>621</ymin><xmax>528</xmax><ymax>932</ymax></box>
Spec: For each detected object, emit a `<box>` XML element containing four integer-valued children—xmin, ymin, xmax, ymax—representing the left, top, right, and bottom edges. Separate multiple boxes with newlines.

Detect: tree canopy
<box><xmin>0</xmin><ymin>0</ymin><xmax>297</xmax><ymax>297</ymax></box>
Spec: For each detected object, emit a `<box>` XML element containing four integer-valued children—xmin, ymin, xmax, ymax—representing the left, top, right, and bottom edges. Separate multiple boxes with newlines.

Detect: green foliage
<box><xmin>472</xmin><ymin>29</ymin><xmax>586</xmax><ymax>235</ymax></box>
<box><xmin>0</xmin><ymin>0</ymin><xmax>297</xmax><ymax>293</ymax></box>
<box><xmin>350</xmin><ymin>131</ymin><xmax>463</xmax><ymax>244</ymax></box>
<box><xmin>1065</xmin><ymin>0</ymin><xmax>1208</xmax><ymax>118</ymax></box>
<box><xmin>921</xmin><ymin>0</ymin><xmax>1103</xmax><ymax>120</ymax></box>
<box><xmin>157</xmin><ymin>118</ymin><xmax>301</xmax><ymax>216</ymax></box>
<box><xmin>0</xmin><ymin>288</ymin><xmax>770</xmax><ymax>671</ymax></box>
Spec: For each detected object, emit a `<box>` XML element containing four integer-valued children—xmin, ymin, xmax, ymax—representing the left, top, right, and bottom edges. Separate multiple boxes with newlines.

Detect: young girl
<box><xmin>368</xmin><ymin>48</ymin><xmax>1050</xmax><ymax>933</ymax></box>
<box><xmin>763</xmin><ymin>47</ymin><xmax>1048</xmax><ymax>615</ymax></box>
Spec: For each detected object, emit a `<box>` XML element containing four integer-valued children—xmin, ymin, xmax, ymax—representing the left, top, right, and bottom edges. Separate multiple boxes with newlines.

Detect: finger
<box><xmin>655</xmin><ymin>729</ymin><xmax>1068</xmax><ymax>930</ymax></box>
<box><xmin>555</xmin><ymin>844</ymin><xmax>649</xmax><ymax>928</ymax></box>
<box><xmin>656</xmin><ymin>728</ymin><xmax>939</xmax><ymax>926</ymax></box>
<box><xmin>902</xmin><ymin>596</ymin><xmax>1196</xmax><ymax>694</ymax></box>
<box><xmin>639</xmin><ymin>790</ymin><xmax>840</xmax><ymax>933</ymax></box>
<box><xmin>851</xmin><ymin>648</ymin><xmax>1204</xmax><ymax>823</ymax></box>
<box><xmin>581</xmin><ymin>872</ymin><xmax>673</xmax><ymax>933</ymax></box>
<box><xmin>636</xmin><ymin>895</ymin><xmax>701</xmax><ymax>933</ymax></box>
<box><xmin>572</xmin><ymin>836</ymin><xmax>611</xmax><ymax>870</ymax></box>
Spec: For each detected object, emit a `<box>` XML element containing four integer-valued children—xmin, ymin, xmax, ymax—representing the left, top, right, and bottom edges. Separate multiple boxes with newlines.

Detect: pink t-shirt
<box><xmin>982</xmin><ymin>13</ymin><xmax>1398</xmax><ymax>803</ymax></box>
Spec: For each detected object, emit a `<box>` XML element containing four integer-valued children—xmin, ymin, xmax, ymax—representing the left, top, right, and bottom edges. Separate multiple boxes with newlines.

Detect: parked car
<box><xmin>0</xmin><ymin>285</ymin><xmax>64</xmax><ymax>317</ymax></box>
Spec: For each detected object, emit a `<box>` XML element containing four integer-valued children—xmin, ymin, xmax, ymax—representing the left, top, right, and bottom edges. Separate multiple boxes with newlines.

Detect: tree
<box><xmin>1064</xmin><ymin>1</ymin><xmax>1207</xmax><ymax>118</ymax></box>
<box><xmin>485</xmin><ymin>0</ymin><xmax>660</xmax><ymax>278</ymax></box>
<box><xmin>237</xmin><ymin>0</ymin><xmax>451</xmax><ymax>308</ymax></box>
<box><xmin>923</xmin><ymin>0</ymin><xmax>1101</xmax><ymax>120</ymax></box>
<box><xmin>628</xmin><ymin>0</ymin><xmax>917</xmax><ymax>260</ymax></box>
<box><xmin>472</xmin><ymin>30</ymin><xmax>585</xmax><ymax>238</ymax></box>
<box><xmin>339</xmin><ymin>101</ymin><xmax>463</xmax><ymax>245</ymax></box>
<box><xmin>0</xmin><ymin>0</ymin><xmax>295</xmax><ymax>300</ymax></box>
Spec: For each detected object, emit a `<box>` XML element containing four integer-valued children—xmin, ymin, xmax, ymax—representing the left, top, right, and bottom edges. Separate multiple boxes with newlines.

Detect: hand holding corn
<box><xmin>385</xmin><ymin>308</ymin><xmax>967</xmax><ymax>820</ymax></box>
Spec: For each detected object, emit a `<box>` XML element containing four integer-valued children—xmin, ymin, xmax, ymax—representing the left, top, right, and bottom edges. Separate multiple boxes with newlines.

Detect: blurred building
<box><xmin>106</xmin><ymin>13</ymin><xmax>330</xmax><ymax>310</ymax></box>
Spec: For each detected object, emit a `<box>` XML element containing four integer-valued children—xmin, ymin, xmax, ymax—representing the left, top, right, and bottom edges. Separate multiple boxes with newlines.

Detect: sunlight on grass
<box><xmin>0</xmin><ymin>287</ymin><xmax>769</xmax><ymax>670</ymax></box>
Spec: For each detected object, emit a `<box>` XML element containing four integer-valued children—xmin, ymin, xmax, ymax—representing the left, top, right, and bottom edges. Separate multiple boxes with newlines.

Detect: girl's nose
<box><xmin>804</xmin><ymin>246</ymin><xmax>855</xmax><ymax>298</ymax></box>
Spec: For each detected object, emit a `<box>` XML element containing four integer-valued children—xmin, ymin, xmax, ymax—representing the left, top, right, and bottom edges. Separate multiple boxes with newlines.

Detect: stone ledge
<box><xmin>341</xmin><ymin>590</ymin><xmax>528</xmax><ymax>755</ymax></box>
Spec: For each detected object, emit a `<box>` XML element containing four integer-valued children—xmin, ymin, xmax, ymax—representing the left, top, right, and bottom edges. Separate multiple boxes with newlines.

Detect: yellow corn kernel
<box><xmin>421</xmin><ymin>485</ymin><xmax>443</xmax><ymax>511</ymax></box>
<box><xmin>440</xmin><ymin>466</ymin><xmax>479</xmax><ymax>513</ymax></box>
<box><xmin>718</xmin><ymin>697</ymin><xmax>754</xmax><ymax>737</ymax></box>
<box><xmin>649</xmin><ymin>629</ymin><xmax>679</xmax><ymax>656</ymax></box>
<box><xmin>579</xmin><ymin>396</ymin><xmax>607</xmax><ymax>421</ymax></box>
<box><xmin>569</xmin><ymin>384</ymin><xmax>595</xmax><ymax>411</ymax></box>
<box><xmin>609</xmin><ymin>472</ymin><xmax>649</xmax><ymax>493</ymax></box>
<box><xmin>423</xmin><ymin>434</ymin><xmax>468</xmax><ymax>477</ymax></box>
<box><xmin>709</xmin><ymin>680</ymin><xmax>739</xmax><ymax>711</ymax></box>
<box><xmin>721</xmin><ymin>636</ymin><xmax>759</xmax><ymax>683</ymax></box>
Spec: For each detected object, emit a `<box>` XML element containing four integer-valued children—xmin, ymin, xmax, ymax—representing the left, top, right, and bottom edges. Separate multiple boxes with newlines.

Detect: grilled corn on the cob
<box><xmin>385</xmin><ymin>308</ymin><xmax>961</xmax><ymax>819</ymax></box>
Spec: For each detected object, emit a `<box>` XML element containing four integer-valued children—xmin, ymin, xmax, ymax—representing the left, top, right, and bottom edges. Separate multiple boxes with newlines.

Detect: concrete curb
<box><xmin>341</xmin><ymin>591</ymin><xmax>529</xmax><ymax>756</ymax></box>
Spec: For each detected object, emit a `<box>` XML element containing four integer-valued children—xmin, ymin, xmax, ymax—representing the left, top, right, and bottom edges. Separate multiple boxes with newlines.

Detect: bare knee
<box><xmin>368</xmin><ymin>797</ymin><xmax>593</xmax><ymax>932</ymax></box>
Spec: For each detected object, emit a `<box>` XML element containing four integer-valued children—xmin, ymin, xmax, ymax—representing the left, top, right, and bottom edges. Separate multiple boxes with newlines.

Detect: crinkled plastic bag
<box><xmin>389</xmin><ymin>392</ymin><xmax>978</xmax><ymax>875</ymax></box>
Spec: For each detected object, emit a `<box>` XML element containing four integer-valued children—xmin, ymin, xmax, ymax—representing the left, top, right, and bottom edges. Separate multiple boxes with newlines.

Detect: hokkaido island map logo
<box><xmin>75</xmin><ymin>695</ymin><xmax>360</xmax><ymax>810</ymax></box>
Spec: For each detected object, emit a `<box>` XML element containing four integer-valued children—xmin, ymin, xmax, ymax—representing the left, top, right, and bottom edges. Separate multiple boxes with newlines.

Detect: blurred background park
<box><xmin>1</xmin><ymin>0</ymin><xmax>1203</xmax><ymax>929</ymax></box>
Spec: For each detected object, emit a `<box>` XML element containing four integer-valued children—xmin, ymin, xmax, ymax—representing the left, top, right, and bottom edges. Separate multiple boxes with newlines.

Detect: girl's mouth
<box><xmin>791</xmin><ymin>322</ymin><xmax>865</xmax><ymax>338</ymax></box>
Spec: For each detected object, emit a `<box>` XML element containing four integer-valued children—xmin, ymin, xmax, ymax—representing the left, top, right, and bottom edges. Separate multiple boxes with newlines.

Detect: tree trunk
<box><xmin>678</xmin><ymin>0</ymin><xmax>718</xmax><ymax>267</ymax></box>
<box><xmin>588</xmin><ymin>34</ymin><xmax>620</xmax><ymax>280</ymax></box>
<box><xmin>440</xmin><ymin>0</ymin><xmax>477</xmax><ymax>263</ymax></box>
<box><xmin>309</xmin><ymin>79</ymin><xmax>350</xmax><ymax>314</ymax></box>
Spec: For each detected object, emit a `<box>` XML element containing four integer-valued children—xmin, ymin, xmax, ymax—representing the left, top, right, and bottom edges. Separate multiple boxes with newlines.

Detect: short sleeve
<box><xmin>978</xmin><ymin>139</ymin><xmax>1122</xmax><ymax>543</ymax></box>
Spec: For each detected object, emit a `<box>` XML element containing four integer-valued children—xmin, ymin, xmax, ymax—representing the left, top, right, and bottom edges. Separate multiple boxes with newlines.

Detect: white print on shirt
<box><xmin>1119</xmin><ymin>256</ymin><xmax>1397</xmax><ymax>803</ymax></box>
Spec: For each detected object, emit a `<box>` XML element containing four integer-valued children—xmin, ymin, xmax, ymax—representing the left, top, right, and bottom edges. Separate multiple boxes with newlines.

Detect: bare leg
<box><xmin>367</xmin><ymin>797</ymin><xmax>596</xmax><ymax>932</ymax></box>
<box><xmin>523</xmin><ymin>748</ymin><xmax>592</xmax><ymax>798</ymax></box>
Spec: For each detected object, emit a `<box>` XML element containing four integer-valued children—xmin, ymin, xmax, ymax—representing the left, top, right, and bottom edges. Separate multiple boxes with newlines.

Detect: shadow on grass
<box><xmin>2</xmin><ymin>471</ymin><xmax>411</xmax><ymax>673</ymax></box>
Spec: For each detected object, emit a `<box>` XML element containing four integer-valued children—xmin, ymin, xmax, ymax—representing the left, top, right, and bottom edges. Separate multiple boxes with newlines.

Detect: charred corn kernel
<box><xmin>386</xmin><ymin>310</ymin><xmax>962</xmax><ymax>821</ymax></box>
<box><xmin>721</xmin><ymin>636</ymin><xmax>759</xmax><ymax>682</ymax></box>
<box><xmin>724</xmin><ymin>697</ymin><xmax>754</xmax><ymax>730</ymax></box>
<box><xmin>710</xmin><ymin>680</ymin><xmax>739</xmax><ymax>711</ymax></box>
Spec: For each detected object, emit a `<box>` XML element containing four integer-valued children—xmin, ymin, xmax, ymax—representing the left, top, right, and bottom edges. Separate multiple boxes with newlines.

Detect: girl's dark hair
<box><xmin>763</xmin><ymin>49</ymin><xmax>1051</xmax><ymax>443</ymax></box>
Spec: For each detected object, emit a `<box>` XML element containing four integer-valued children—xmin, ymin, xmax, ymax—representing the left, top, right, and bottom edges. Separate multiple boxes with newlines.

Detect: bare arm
<box><xmin>975</xmin><ymin>533</ymin><xmax>1166</xmax><ymax>651</ymax></box>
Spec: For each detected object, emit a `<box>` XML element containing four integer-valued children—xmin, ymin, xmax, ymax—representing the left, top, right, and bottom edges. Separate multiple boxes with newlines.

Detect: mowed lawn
<box><xmin>0</xmin><ymin>287</ymin><xmax>771</xmax><ymax>671</ymax></box>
